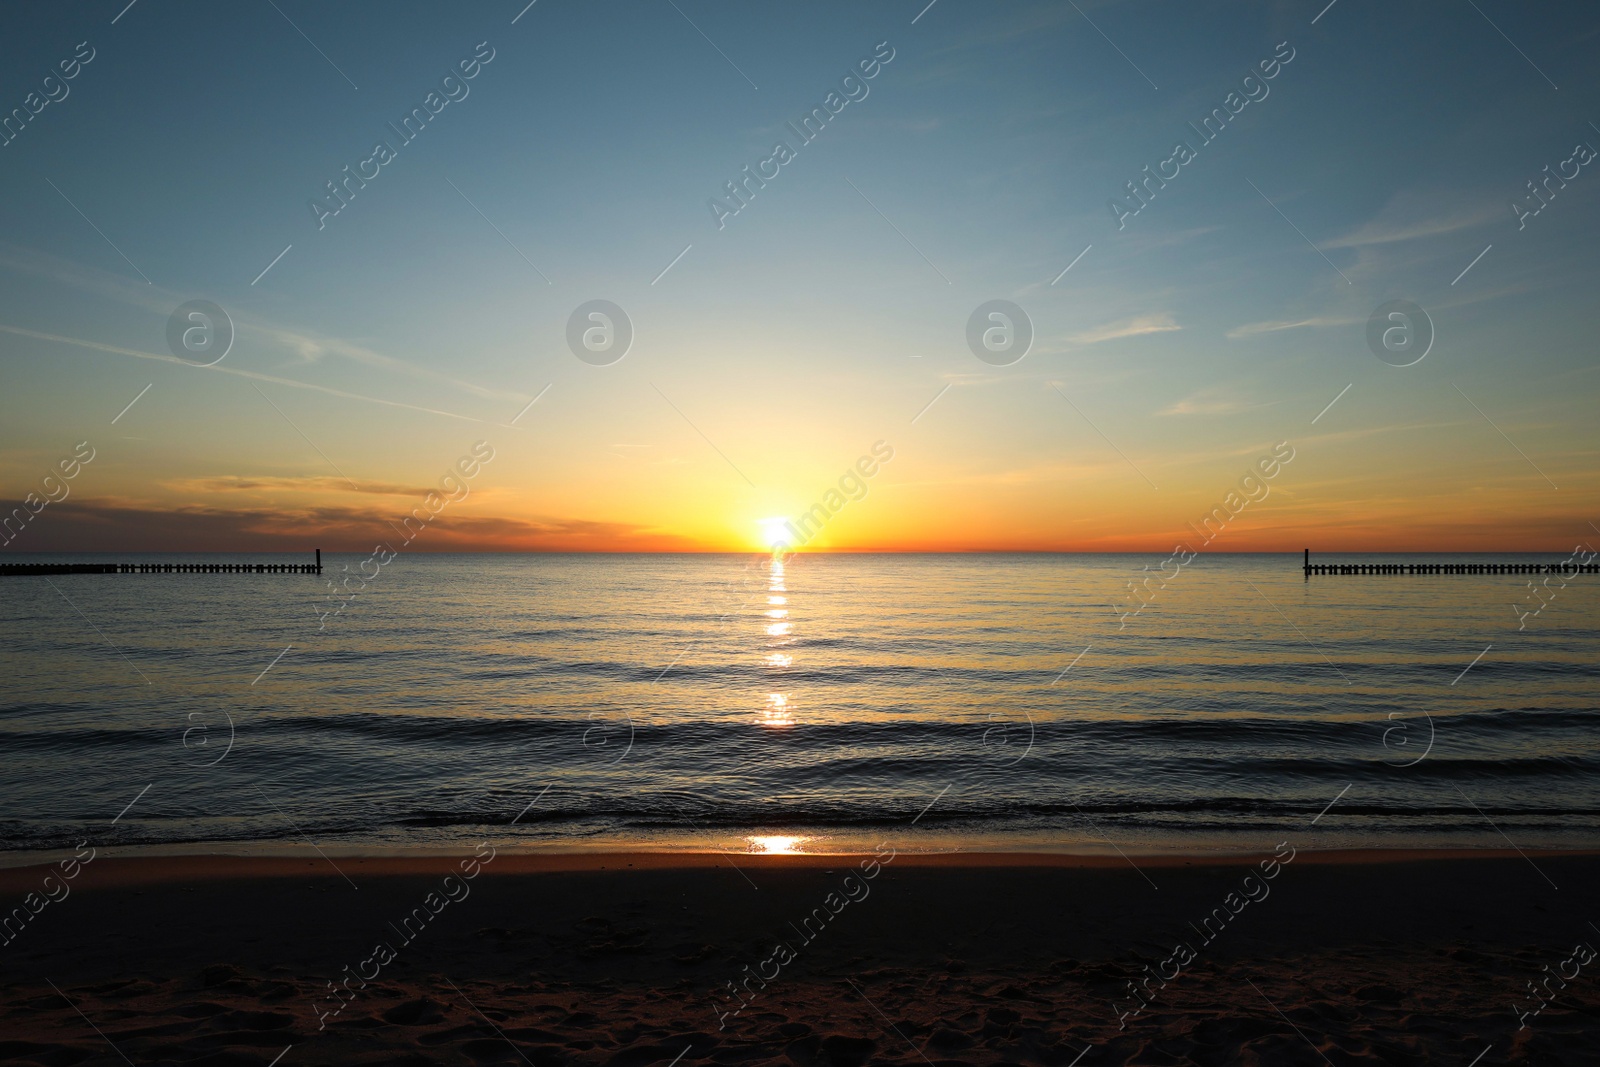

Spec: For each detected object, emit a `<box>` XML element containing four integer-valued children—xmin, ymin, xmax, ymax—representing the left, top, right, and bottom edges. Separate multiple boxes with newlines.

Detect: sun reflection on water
<box><xmin>761</xmin><ymin>692</ymin><xmax>794</xmax><ymax>728</ymax></box>
<box><xmin>758</xmin><ymin>555</ymin><xmax>798</xmax><ymax>724</ymax></box>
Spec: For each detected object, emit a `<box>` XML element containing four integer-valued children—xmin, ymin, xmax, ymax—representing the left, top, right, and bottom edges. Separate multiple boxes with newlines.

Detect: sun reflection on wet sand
<box><xmin>746</xmin><ymin>834</ymin><xmax>807</xmax><ymax>854</ymax></box>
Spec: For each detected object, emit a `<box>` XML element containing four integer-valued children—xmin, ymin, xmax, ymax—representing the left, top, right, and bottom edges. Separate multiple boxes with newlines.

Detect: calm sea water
<box><xmin>1</xmin><ymin>552</ymin><xmax>1596</xmax><ymax>857</ymax></box>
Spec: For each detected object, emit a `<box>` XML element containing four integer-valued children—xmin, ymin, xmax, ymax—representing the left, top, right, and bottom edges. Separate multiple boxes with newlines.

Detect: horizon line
<box><xmin>2</xmin><ymin>547</ymin><xmax>1588</xmax><ymax>556</ymax></box>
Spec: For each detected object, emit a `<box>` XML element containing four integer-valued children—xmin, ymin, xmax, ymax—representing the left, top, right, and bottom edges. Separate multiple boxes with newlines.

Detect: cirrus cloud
<box><xmin>1068</xmin><ymin>313</ymin><xmax>1181</xmax><ymax>346</ymax></box>
<box><xmin>1224</xmin><ymin>314</ymin><xmax>1358</xmax><ymax>340</ymax></box>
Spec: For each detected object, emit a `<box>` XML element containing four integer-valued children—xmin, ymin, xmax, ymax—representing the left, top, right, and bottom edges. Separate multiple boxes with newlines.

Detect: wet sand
<box><xmin>1</xmin><ymin>848</ymin><xmax>1597</xmax><ymax>1065</ymax></box>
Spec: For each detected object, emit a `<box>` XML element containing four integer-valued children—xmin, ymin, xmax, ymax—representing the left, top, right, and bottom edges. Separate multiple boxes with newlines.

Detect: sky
<box><xmin>1</xmin><ymin>0</ymin><xmax>1598</xmax><ymax>553</ymax></box>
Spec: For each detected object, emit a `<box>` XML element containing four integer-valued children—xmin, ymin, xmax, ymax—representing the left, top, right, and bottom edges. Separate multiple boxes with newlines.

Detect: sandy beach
<box><xmin>2</xmin><ymin>848</ymin><xmax>1596</xmax><ymax>1065</ymax></box>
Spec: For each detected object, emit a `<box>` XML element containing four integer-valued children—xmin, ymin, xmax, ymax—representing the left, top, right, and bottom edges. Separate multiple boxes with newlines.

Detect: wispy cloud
<box><xmin>1225</xmin><ymin>275</ymin><xmax>1532</xmax><ymax>341</ymax></box>
<box><xmin>1324</xmin><ymin>194</ymin><xmax>1500</xmax><ymax>249</ymax></box>
<box><xmin>20</xmin><ymin>499</ymin><xmax>702</xmax><ymax>553</ymax></box>
<box><xmin>245</xmin><ymin>322</ymin><xmax>505</xmax><ymax>401</ymax></box>
<box><xmin>165</xmin><ymin>475</ymin><xmax>431</xmax><ymax>497</ymax></box>
<box><xmin>1224</xmin><ymin>315</ymin><xmax>1356</xmax><ymax>339</ymax></box>
<box><xmin>1157</xmin><ymin>388</ymin><xmax>1262</xmax><ymax>416</ymax></box>
<box><xmin>1068</xmin><ymin>313</ymin><xmax>1180</xmax><ymax>346</ymax></box>
<box><xmin>0</xmin><ymin>242</ymin><xmax>511</xmax><ymax>403</ymax></box>
<box><xmin>1120</xmin><ymin>225</ymin><xmax>1223</xmax><ymax>251</ymax></box>
<box><xmin>0</xmin><ymin>323</ymin><xmax>485</xmax><ymax>423</ymax></box>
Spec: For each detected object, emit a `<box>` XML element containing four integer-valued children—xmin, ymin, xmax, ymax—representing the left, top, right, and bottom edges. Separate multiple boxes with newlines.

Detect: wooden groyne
<box><xmin>0</xmin><ymin>551</ymin><xmax>323</xmax><ymax>577</ymax></box>
<box><xmin>1303</xmin><ymin>549</ymin><xmax>1595</xmax><ymax>577</ymax></box>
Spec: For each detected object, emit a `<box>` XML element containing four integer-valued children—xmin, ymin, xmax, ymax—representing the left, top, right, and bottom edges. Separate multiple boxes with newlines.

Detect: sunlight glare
<box><xmin>747</xmin><ymin>835</ymin><xmax>807</xmax><ymax>854</ymax></box>
<box><xmin>758</xmin><ymin>517</ymin><xmax>791</xmax><ymax>550</ymax></box>
<box><xmin>761</xmin><ymin>692</ymin><xmax>795</xmax><ymax>727</ymax></box>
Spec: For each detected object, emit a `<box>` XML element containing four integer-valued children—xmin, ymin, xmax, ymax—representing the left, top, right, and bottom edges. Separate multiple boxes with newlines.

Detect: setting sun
<box><xmin>758</xmin><ymin>517</ymin><xmax>792</xmax><ymax>550</ymax></box>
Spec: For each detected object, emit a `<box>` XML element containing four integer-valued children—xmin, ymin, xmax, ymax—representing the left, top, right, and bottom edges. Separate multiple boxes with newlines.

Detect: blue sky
<box><xmin>2</xmin><ymin>0</ymin><xmax>1598</xmax><ymax>551</ymax></box>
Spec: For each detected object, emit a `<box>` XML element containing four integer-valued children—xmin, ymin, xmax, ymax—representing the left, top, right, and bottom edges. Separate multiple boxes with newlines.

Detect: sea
<box><xmin>1</xmin><ymin>551</ymin><xmax>1596</xmax><ymax>860</ymax></box>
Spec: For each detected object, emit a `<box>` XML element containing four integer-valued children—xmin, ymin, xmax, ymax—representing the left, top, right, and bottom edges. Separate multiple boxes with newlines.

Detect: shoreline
<box><xmin>4</xmin><ymin>844</ymin><xmax>1596</xmax><ymax>887</ymax></box>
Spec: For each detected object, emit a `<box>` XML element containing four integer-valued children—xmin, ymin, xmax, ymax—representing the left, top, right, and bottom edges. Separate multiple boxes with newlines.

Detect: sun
<box><xmin>757</xmin><ymin>516</ymin><xmax>791</xmax><ymax>550</ymax></box>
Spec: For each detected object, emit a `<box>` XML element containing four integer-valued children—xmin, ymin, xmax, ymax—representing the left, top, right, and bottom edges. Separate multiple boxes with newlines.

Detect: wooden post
<box><xmin>1304</xmin><ymin>548</ymin><xmax>1309</xmax><ymax>578</ymax></box>
<box><xmin>316</xmin><ymin>548</ymin><xmax>322</xmax><ymax>574</ymax></box>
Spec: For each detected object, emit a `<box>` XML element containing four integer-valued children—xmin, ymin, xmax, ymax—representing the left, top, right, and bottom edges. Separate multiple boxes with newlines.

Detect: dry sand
<box><xmin>1</xmin><ymin>848</ymin><xmax>1596</xmax><ymax>1065</ymax></box>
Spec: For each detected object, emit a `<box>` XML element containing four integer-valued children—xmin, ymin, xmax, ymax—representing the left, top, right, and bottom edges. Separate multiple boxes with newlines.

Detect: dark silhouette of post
<box><xmin>1297</xmin><ymin>554</ymin><xmax>1592</xmax><ymax>578</ymax></box>
<box><xmin>1</xmin><ymin>558</ymin><xmax>323</xmax><ymax>577</ymax></box>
